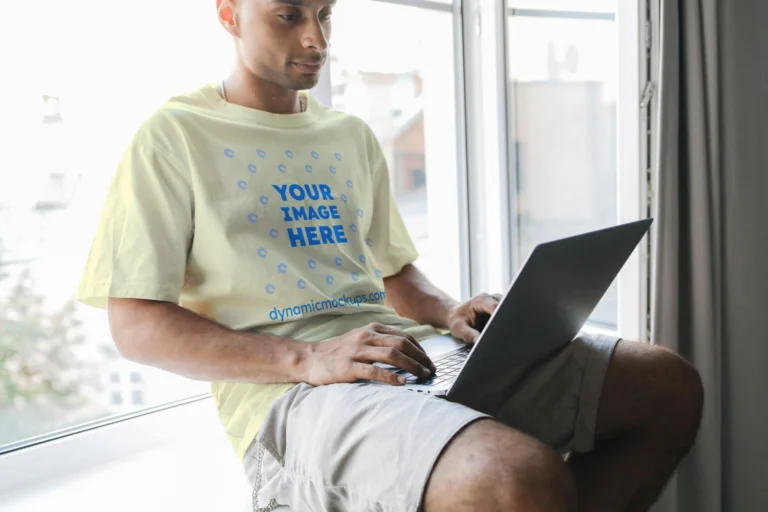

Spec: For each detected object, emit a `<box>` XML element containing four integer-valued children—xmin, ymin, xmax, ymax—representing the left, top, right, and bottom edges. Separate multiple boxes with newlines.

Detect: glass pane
<box><xmin>331</xmin><ymin>0</ymin><xmax>462</xmax><ymax>299</ymax></box>
<box><xmin>0</xmin><ymin>0</ymin><xmax>226</xmax><ymax>450</ymax></box>
<box><xmin>506</xmin><ymin>7</ymin><xmax>619</xmax><ymax>329</ymax></box>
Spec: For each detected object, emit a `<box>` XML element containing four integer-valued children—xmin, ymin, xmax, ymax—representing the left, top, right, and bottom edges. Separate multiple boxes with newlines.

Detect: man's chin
<box><xmin>283</xmin><ymin>68</ymin><xmax>321</xmax><ymax>90</ymax></box>
<box><xmin>288</xmin><ymin>76</ymin><xmax>321</xmax><ymax>91</ymax></box>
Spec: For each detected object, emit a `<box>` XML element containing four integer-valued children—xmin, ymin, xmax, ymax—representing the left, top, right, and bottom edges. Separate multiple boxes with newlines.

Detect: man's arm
<box><xmin>107</xmin><ymin>298</ymin><xmax>436</xmax><ymax>384</ymax></box>
<box><xmin>383</xmin><ymin>264</ymin><xmax>459</xmax><ymax>330</ymax></box>
<box><xmin>384</xmin><ymin>264</ymin><xmax>503</xmax><ymax>343</ymax></box>
<box><xmin>108</xmin><ymin>298</ymin><xmax>309</xmax><ymax>383</ymax></box>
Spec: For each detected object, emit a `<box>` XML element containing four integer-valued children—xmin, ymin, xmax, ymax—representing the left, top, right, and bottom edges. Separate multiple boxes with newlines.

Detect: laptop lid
<box><xmin>446</xmin><ymin>218</ymin><xmax>653</xmax><ymax>409</ymax></box>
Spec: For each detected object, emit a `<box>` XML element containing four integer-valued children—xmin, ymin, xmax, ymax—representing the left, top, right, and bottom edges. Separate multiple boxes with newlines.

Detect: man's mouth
<box><xmin>293</xmin><ymin>61</ymin><xmax>324</xmax><ymax>74</ymax></box>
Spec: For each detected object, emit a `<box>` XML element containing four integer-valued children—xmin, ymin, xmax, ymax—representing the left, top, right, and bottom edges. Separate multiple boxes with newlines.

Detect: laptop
<box><xmin>373</xmin><ymin>218</ymin><xmax>653</xmax><ymax>412</ymax></box>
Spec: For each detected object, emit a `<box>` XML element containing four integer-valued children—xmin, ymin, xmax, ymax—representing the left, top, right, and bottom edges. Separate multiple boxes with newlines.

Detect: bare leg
<box><xmin>423</xmin><ymin>419</ymin><xmax>577</xmax><ymax>512</ymax></box>
<box><xmin>568</xmin><ymin>341</ymin><xmax>704</xmax><ymax>511</ymax></box>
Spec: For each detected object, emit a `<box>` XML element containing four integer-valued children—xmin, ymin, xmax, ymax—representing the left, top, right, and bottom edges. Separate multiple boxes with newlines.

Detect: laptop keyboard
<box><xmin>396</xmin><ymin>345</ymin><xmax>471</xmax><ymax>386</ymax></box>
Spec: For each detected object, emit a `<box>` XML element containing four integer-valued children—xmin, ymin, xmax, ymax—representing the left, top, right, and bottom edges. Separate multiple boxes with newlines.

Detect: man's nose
<box><xmin>302</xmin><ymin>19</ymin><xmax>329</xmax><ymax>52</ymax></box>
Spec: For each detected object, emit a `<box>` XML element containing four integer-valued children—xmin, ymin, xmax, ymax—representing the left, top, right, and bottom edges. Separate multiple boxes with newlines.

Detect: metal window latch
<box><xmin>645</xmin><ymin>20</ymin><xmax>652</xmax><ymax>49</ymax></box>
<box><xmin>640</xmin><ymin>81</ymin><xmax>655</xmax><ymax>109</ymax></box>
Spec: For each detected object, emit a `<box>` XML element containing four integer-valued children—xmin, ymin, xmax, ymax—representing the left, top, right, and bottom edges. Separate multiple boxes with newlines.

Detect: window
<box><xmin>0</xmin><ymin>0</ymin><xmax>648</xmax><ymax>458</ymax></box>
<box><xmin>0</xmin><ymin>0</ymin><xmax>226</xmax><ymax>451</ymax></box>
<box><xmin>506</xmin><ymin>0</ymin><xmax>633</xmax><ymax>330</ymax></box>
<box><xmin>330</xmin><ymin>0</ymin><xmax>463</xmax><ymax>300</ymax></box>
<box><xmin>131</xmin><ymin>390</ymin><xmax>145</xmax><ymax>406</ymax></box>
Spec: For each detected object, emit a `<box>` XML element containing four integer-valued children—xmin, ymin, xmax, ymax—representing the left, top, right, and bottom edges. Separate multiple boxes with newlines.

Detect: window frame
<box><xmin>616</xmin><ymin>0</ymin><xmax>650</xmax><ymax>342</ymax></box>
<box><xmin>465</xmin><ymin>0</ymin><xmax>648</xmax><ymax>339</ymax></box>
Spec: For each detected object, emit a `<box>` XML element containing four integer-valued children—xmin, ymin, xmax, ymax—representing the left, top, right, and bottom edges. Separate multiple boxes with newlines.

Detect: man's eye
<box><xmin>279</xmin><ymin>14</ymin><xmax>298</xmax><ymax>21</ymax></box>
<box><xmin>320</xmin><ymin>11</ymin><xmax>333</xmax><ymax>21</ymax></box>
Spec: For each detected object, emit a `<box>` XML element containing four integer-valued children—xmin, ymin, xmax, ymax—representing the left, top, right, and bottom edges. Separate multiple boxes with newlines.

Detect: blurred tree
<box><xmin>0</xmin><ymin>267</ymin><xmax>87</xmax><ymax>407</ymax></box>
<box><xmin>0</xmin><ymin>239</ymin><xmax>105</xmax><ymax>446</ymax></box>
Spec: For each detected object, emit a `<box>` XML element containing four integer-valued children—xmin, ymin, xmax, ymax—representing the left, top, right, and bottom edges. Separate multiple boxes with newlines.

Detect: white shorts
<box><xmin>243</xmin><ymin>333</ymin><xmax>620</xmax><ymax>512</ymax></box>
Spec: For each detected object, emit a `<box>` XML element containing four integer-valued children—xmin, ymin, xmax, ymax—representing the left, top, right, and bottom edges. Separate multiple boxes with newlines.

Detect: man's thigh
<box><xmin>244</xmin><ymin>382</ymin><xmax>488</xmax><ymax>512</ymax></box>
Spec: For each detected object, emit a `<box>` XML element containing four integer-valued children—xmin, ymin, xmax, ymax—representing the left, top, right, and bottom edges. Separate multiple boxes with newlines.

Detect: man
<box><xmin>77</xmin><ymin>0</ymin><xmax>704</xmax><ymax>510</ymax></box>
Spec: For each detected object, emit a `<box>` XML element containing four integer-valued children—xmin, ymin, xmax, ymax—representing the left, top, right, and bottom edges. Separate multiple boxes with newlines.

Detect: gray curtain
<box><xmin>652</xmin><ymin>1</ymin><xmax>768</xmax><ymax>511</ymax></box>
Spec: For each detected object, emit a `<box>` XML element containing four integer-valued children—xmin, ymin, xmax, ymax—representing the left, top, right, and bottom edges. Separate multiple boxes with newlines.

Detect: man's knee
<box><xmin>602</xmin><ymin>342</ymin><xmax>704</xmax><ymax>453</ymax></box>
<box><xmin>657</xmin><ymin>347</ymin><xmax>704</xmax><ymax>451</ymax></box>
<box><xmin>424</xmin><ymin>419</ymin><xmax>576</xmax><ymax>512</ymax></box>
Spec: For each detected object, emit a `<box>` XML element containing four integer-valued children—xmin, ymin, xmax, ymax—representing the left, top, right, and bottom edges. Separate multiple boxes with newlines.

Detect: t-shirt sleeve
<box><xmin>365</xmin><ymin>129</ymin><xmax>419</xmax><ymax>278</ymax></box>
<box><xmin>76</xmin><ymin>128</ymin><xmax>194</xmax><ymax>309</ymax></box>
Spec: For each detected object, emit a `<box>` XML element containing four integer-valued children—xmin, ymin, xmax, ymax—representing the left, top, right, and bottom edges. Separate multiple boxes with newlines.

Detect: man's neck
<box><xmin>223</xmin><ymin>69</ymin><xmax>304</xmax><ymax>115</ymax></box>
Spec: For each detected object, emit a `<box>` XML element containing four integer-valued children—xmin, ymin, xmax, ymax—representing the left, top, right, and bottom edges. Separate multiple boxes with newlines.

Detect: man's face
<box><xmin>221</xmin><ymin>0</ymin><xmax>334</xmax><ymax>91</ymax></box>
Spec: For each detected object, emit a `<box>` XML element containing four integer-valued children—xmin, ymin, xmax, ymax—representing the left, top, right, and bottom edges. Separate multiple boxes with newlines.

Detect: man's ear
<box><xmin>216</xmin><ymin>0</ymin><xmax>240</xmax><ymax>37</ymax></box>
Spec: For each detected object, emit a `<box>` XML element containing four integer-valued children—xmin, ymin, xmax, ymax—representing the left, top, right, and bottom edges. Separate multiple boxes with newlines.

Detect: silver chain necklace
<box><xmin>220</xmin><ymin>79</ymin><xmax>306</xmax><ymax>113</ymax></box>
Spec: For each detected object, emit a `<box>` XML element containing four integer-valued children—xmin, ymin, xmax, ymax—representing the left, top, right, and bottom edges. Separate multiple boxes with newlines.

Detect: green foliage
<box><xmin>0</xmin><ymin>254</ymin><xmax>90</xmax><ymax>409</ymax></box>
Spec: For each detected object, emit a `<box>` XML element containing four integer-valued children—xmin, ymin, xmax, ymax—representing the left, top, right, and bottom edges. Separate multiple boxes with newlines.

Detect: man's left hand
<box><xmin>446</xmin><ymin>293</ymin><xmax>504</xmax><ymax>343</ymax></box>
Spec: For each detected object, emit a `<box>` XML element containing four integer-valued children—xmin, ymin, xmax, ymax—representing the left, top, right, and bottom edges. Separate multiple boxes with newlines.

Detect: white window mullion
<box><xmin>462</xmin><ymin>0</ymin><xmax>514</xmax><ymax>297</ymax></box>
<box><xmin>647</xmin><ymin>0</ymin><xmax>661</xmax><ymax>342</ymax></box>
<box><xmin>616</xmin><ymin>0</ymin><xmax>647</xmax><ymax>341</ymax></box>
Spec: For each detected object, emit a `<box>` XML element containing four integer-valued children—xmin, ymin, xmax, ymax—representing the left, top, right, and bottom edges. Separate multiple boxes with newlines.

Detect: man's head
<box><xmin>217</xmin><ymin>0</ymin><xmax>334</xmax><ymax>91</ymax></box>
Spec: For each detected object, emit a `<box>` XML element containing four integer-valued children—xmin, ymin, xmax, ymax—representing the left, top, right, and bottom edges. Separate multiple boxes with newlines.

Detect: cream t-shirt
<box><xmin>77</xmin><ymin>84</ymin><xmax>441</xmax><ymax>459</ymax></box>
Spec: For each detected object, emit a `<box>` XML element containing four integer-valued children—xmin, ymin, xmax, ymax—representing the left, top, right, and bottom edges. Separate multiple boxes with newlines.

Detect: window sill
<box><xmin>581</xmin><ymin>322</ymin><xmax>621</xmax><ymax>339</ymax></box>
<box><xmin>0</xmin><ymin>397</ymin><xmax>249</xmax><ymax>511</ymax></box>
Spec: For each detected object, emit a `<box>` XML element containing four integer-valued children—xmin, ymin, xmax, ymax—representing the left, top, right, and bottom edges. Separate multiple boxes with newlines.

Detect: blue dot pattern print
<box><xmin>212</xmin><ymin>141</ymin><xmax>408</xmax><ymax>328</ymax></box>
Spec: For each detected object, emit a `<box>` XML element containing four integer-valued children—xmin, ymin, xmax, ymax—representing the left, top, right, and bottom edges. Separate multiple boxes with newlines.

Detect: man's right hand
<box><xmin>301</xmin><ymin>323</ymin><xmax>436</xmax><ymax>386</ymax></box>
